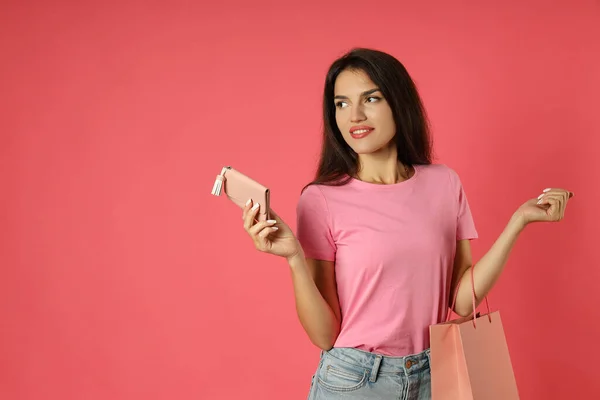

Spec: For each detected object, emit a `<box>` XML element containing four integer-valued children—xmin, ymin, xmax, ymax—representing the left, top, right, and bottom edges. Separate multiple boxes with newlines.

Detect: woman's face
<box><xmin>334</xmin><ymin>69</ymin><xmax>396</xmax><ymax>155</ymax></box>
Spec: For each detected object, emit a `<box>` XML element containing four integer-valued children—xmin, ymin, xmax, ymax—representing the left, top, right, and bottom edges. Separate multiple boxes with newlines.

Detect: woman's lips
<box><xmin>350</xmin><ymin>127</ymin><xmax>374</xmax><ymax>139</ymax></box>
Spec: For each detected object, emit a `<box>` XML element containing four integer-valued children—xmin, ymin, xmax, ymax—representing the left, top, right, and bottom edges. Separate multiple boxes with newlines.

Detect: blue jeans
<box><xmin>307</xmin><ymin>347</ymin><xmax>431</xmax><ymax>400</ymax></box>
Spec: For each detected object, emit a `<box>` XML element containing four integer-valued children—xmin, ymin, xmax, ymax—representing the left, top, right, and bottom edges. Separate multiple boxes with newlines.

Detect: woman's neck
<box><xmin>355</xmin><ymin>152</ymin><xmax>411</xmax><ymax>185</ymax></box>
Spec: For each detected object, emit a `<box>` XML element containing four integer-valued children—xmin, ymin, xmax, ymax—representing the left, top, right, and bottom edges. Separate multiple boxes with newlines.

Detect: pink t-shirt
<box><xmin>295</xmin><ymin>164</ymin><xmax>478</xmax><ymax>356</ymax></box>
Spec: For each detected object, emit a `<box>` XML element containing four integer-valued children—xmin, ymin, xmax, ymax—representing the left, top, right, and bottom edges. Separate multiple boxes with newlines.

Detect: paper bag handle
<box><xmin>447</xmin><ymin>265</ymin><xmax>492</xmax><ymax>328</ymax></box>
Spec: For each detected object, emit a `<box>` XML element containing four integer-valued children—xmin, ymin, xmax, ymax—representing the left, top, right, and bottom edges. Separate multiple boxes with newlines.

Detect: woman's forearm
<box><xmin>454</xmin><ymin>213</ymin><xmax>526</xmax><ymax>317</ymax></box>
<box><xmin>287</xmin><ymin>252</ymin><xmax>340</xmax><ymax>350</ymax></box>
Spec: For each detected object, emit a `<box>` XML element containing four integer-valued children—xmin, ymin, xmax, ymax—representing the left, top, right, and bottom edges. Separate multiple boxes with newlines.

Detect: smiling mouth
<box><xmin>350</xmin><ymin>128</ymin><xmax>374</xmax><ymax>138</ymax></box>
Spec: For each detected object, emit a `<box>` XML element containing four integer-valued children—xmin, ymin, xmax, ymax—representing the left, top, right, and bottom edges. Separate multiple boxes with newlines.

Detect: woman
<box><xmin>241</xmin><ymin>48</ymin><xmax>573</xmax><ymax>399</ymax></box>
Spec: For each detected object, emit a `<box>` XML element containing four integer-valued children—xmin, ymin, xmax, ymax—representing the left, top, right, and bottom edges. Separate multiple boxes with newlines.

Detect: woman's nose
<box><xmin>350</xmin><ymin>104</ymin><xmax>366</xmax><ymax>123</ymax></box>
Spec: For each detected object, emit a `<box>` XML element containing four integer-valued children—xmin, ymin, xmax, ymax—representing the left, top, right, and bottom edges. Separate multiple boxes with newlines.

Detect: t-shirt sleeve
<box><xmin>295</xmin><ymin>185</ymin><xmax>336</xmax><ymax>261</ymax></box>
<box><xmin>448</xmin><ymin>168</ymin><xmax>479</xmax><ymax>241</ymax></box>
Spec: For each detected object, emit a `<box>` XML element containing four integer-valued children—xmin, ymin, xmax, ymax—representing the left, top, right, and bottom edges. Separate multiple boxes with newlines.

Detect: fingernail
<box><xmin>537</xmin><ymin>194</ymin><xmax>544</xmax><ymax>199</ymax></box>
<box><xmin>543</xmin><ymin>188</ymin><xmax>551</xmax><ymax>192</ymax></box>
<box><xmin>272</xmin><ymin>226</ymin><xmax>279</xmax><ymax>231</ymax></box>
<box><xmin>537</xmin><ymin>199</ymin><xmax>542</xmax><ymax>204</ymax></box>
<box><xmin>267</xmin><ymin>220</ymin><xmax>277</xmax><ymax>224</ymax></box>
<box><xmin>246</xmin><ymin>199</ymin><xmax>252</xmax><ymax>206</ymax></box>
<box><xmin>251</xmin><ymin>203</ymin><xmax>260</xmax><ymax>211</ymax></box>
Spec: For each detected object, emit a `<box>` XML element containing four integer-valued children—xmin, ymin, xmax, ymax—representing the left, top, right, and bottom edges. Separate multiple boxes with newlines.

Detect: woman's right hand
<box><xmin>243</xmin><ymin>199</ymin><xmax>303</xmax><ymax>260</ymax></box>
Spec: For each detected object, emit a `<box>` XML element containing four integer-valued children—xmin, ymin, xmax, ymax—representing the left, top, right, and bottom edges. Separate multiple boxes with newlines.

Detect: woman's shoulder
<box><xmin>300</xmin><ymin>178</ymin><xmax>353</xmax><ymax>195</ymax></box>
<box><xmin>417</xmin><ymin>163</ymin><xmax>456</xmax><ymax>178</ymax></box>
<box><xmin>300</xmin><ymin>182</ymin><xmax>326</xmax><ymax>197</ymax></box>
<box><xmin>297</xmin><ymin>183</ymin><xmax>328</xmax><ymax>207</ymax></box>
<box><xmin>297</xmin><ymin>180</ymin><xmax>356</xmax><ymax>213</ymax></box>
<box><xmin>417</xmin><ymin>164</ymin><xmax>468</xmax><ymax>191</ymax></box>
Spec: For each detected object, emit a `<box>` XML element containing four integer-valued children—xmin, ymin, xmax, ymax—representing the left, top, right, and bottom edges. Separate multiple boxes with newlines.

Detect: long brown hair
<box><xmin>304</xmin><ymin>48</ymin><xmax>433</xmax><ymax>190</ymax></box>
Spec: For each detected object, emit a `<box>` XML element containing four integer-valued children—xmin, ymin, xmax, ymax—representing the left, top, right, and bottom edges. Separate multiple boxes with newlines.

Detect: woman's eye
<box><xmin>366</xmin><ymin>96</ymin><xmax>380</xmax><ymax>103</ymax></box>
<box><xmin>335</xmin><ymin>101</ymin><xmax>348</xmax><ymax>108</ymax></box>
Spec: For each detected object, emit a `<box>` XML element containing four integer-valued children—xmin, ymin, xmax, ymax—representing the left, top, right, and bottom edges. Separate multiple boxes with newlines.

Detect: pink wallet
<box><xmin>211</xmin><ymin>166</ymin><xmax>270</xmax><ymax>221</ymax></box>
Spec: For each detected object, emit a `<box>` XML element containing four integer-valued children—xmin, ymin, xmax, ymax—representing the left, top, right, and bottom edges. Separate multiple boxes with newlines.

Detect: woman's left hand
<box><xmin>515</xmin><ymin>188</ymin><xmax>574</xmax><ymax>225</ymax></box>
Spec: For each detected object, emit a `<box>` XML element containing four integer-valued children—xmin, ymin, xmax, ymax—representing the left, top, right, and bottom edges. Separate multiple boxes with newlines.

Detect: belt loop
<box><xmin>425</xmin><ymin>349</ymin><xmax>431</xmax><ymax>365</ymax></box>
<box><xmin>369</xmin><ymin>354</ymin><xmax>383</xmax><ymax>383</ymax></box>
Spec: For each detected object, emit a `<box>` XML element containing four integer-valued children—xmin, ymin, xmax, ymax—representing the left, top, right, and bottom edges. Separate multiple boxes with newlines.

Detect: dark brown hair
<box><xmin>304</xmin><ymin>48</ymin><xmax>433</xmax><ymax>190</ymax></box>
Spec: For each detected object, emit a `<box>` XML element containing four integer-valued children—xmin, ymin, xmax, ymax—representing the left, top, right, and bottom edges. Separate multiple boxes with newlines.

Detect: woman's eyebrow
<box><xmin>334</xmin><ymin>88</ymin><xmax>381</xmax><ymax>100</ymax></box>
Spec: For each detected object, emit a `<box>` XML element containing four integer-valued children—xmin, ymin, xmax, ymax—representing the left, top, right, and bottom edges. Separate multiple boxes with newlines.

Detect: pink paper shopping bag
<box><xmin>429</xmin><ymin>267</ymin><xmax>519</xmax><ymax>399</ymax></box>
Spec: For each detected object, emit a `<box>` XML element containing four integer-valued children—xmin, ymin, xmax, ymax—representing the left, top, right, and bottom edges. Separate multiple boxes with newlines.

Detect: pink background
<box><xmin>1</xmin><ymin>1</ymin><xmax>599</xmax><ymax>399</ymax></box>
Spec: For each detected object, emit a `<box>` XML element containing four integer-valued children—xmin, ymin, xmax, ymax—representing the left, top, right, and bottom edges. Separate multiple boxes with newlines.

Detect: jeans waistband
<box><xmin>321</xmin><ymin>347</ymin><xmax>430</xmax><ymax>378</ymax></box>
